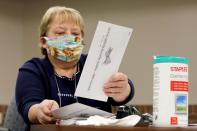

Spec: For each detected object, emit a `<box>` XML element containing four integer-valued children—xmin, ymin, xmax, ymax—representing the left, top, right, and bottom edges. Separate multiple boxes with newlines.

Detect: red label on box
<box><xmin>171</xmin><ymin>81</ymin><xmax>188</xmax><ymax>92</ymax></box>
<box><xmin>171</xmin><ymin>117</ymin><xmax>178</xmax><ymax>125</ymax></box>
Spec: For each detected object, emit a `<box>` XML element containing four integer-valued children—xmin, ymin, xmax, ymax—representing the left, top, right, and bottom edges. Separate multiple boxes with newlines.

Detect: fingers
<box><xmin>105</xmin><ymin>91</ymin><xmax>120</xmax><ymax>98</ymax></box>
<box><xmin>104</xmin><ymin>87</ymin><xmax>122</xmax><ymax>93</ymax></box>
<box><xmin>42</xmin><ymin>103</ymin><xmax>52</xmax><ymax>116</ymax></box>
<box><xmin>38</xmin><ymin>111</ymin><xmax>55</xmax><ymax>124</ymax></box>
<box><xmin>103</xmin><ymin>73</ymin><xmax>128</xmax><ymax>93</ymax></box>
<box><xmin>104</xmin><ymin>81</ymin><xmax>127</xmax><ymax>89</ymax></box>
<box><xmin>108</xmin><ymin>72</ymin><xmax>128</xmax><ymax>82</ymax></box>
<box><xmin>50</xmin><ymin>100</ymin><xmax>60</xmax><ymax>111</ymax></box>
<box><xmin>103</xmin><ymin>72</ymin><xmax>131</xmax><ymax>102</ymax></box>
<box><xmin>37</xmin><ymin>100</ymin><xmax>59</xmax><ymax>124</ymax></box>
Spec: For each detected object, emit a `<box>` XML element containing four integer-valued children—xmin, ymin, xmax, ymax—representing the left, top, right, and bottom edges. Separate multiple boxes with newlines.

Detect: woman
<box><xmin>15</xmin><ymin>6</ymin><xmax>135</xmax><ymax>126</ymax></box>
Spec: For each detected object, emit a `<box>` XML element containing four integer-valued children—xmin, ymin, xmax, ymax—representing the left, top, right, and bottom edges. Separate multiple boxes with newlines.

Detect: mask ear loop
<box><xmin>43</xmin><ymin>37</ymin><xmax>49</xmax><ymax>41</ymax></box>
<box><xmin>41</xmin><ymin>37</ymin><xmax>50</xmax><ymax>54</ymax></box>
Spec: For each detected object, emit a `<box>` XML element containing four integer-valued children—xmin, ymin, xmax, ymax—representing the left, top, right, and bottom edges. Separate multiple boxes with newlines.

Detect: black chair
<box><xmin>0</xmin><ymin>127</ymin><xmax>8</xmax><ymax>131</ymax></box>
<box><xmin>3</xmin><ymin>96</ymin><xmax>27</xmax><ymax>131</ymax></box>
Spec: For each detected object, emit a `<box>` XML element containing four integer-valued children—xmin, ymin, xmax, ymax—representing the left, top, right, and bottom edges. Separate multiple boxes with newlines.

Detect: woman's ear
<box><xmin>39</xmin><ymin>37</ymin><xmax>47</xmax><ymax>49</ymax></box>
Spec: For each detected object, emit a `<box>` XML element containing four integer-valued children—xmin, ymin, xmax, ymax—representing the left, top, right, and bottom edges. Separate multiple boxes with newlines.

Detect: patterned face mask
<box><xmin>44</xmin><ymin>34</ymin><xmax>84</xmax><ymax>62</ymax></box>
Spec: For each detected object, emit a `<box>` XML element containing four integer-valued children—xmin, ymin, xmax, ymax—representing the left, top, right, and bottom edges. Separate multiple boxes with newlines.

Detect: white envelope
<box><xmin>52</xmin><ymin>103</ymin><xmax>114</xmax><ymax>120</ymax></box>
<box><xmin>75</xmin><ymin>21</ymin><xmax>133</xmax><ymax>101</ymax></box>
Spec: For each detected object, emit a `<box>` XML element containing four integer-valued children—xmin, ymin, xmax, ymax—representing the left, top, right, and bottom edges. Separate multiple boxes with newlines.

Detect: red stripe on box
<box><xmin>171</xmin><ymin>81</ymin><xmax>188</xmax><ymax>92</ymax></box>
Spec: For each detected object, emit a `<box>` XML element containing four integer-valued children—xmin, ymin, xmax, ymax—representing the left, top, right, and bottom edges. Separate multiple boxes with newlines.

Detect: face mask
<box><xmin>44</xmin><ymin>35</ymin><xmax>84</xmax><ymax>62</ymax></box>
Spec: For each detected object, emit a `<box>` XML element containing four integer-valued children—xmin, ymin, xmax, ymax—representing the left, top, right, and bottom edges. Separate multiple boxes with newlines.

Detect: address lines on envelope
<box><xmin>87</xmin><ymin>27</ymin><xmax>111</xmax><ymax>91</ymax></box>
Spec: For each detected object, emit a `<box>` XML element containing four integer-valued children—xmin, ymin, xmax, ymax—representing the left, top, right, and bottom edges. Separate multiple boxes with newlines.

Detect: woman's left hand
<box><xmin>103</xmin><ymin>72</ymin><xmax>131</xmax><ymax>102</ymax></box>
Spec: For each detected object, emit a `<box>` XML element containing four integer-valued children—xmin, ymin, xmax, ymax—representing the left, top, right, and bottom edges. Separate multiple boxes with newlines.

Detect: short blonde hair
<box><xmin>39</xmin><ymin>6</ymin><xmax>85</xmax><ymax>55</ymax></box>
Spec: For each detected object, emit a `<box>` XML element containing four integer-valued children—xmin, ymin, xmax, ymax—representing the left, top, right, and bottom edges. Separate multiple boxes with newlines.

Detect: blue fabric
<box><xmin>15</xmin><ymin>54</ymin><xmax>135</xmax><ymax>125</ymax></box>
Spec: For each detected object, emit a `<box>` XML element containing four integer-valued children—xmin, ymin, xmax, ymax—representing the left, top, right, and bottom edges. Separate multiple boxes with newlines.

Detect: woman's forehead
<box><xmin>53</xmin><ymin>14</ymin><xmax>80</xmax><ymax>25</ymax></box>
<box><xmin>50</xmin><ymin>20</ymin><xmax>80</xmax><ymax>30</ymax></box>
<box><xmin>50</xmin><ymin>16</ymin><xmax>80</xmax><ymax>28</ymax></box>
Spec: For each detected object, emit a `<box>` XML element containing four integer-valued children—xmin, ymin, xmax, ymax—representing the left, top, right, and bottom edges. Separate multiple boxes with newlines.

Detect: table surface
<box><xmin>31</xmin><ymin>124</ymin><xmax>197</xmax><ymax>131</ymax></box>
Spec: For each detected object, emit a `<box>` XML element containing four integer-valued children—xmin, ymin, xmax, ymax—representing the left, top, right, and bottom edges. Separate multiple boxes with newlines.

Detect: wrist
<box><xmin>28</xmin><ymin>104</ymin><xmax>40</xmax><ymax>123</ymax></box>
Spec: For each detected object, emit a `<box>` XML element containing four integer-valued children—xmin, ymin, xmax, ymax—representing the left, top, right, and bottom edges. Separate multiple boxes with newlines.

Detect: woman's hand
<box><xmin>103</xmin><ymin>72</ymin><xmax>131</xmax><ymax>102</ymax></box>
<box><xmin>28</xmin><ymin>99</ymin><xmax>59</xmax><ymax>124</ymax></box>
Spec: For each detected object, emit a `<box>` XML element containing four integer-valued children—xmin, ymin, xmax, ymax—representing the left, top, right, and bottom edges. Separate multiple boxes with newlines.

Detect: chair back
<box><xmin>3</xmin><ymin>96</ymin><xmax>27</xmax><ymax>131</ymax></box>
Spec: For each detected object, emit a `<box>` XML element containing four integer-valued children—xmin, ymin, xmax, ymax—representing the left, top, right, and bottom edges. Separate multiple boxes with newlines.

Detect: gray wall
<box><xmin>0</xmin><ymin>0</ymin><xmax>196</xmax><ymax>105</ymax></box>
<box><xmin>0</xmin><ymin>1</ymin><xmax>23</xmax><ymax>104</ymax></box>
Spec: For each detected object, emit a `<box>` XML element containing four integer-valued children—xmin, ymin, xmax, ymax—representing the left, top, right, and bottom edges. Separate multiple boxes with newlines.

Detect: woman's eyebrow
<box><xmin>57</xmin><ymin>26</ymin><xmax>65</xmax><ymax>30</ymax></box>
<box><xmin>71</xmin><ymin>28</ymin><xmax>80</xmax><ymax>31</ymax></box>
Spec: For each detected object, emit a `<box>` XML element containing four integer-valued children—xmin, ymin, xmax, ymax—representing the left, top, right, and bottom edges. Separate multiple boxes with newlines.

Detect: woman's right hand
<box><xmin>28</xmin><ymin>99</ymin><xmax>59</xmax><ymax>124</ymax></box>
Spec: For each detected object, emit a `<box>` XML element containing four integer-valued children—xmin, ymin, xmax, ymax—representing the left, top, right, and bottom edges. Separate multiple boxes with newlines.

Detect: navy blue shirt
<box><xmin>15</xmin><ymin>54</ymin><xmax>135</xmax><ymax>124</ymax></box>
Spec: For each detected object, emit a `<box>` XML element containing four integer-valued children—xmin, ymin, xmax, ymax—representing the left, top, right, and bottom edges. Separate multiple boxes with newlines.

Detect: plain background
<box><xmin>0</xmin><ymin>0</ymin><xmax>196</xmax><ymax>105</ymax></box>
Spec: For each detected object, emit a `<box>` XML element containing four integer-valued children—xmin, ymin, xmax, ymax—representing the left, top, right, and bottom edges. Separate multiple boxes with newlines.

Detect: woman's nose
<box><xmin>65</xmin><ymin>30</ymin><xmax>71</xmax><ymax>35</ymax></box>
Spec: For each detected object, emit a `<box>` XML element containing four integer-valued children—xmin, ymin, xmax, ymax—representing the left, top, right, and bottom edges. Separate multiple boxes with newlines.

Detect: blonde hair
<box><xmin>39</xmin><ymin>6</ymin><xmax>85</xmax><ymax>55</ymax></box>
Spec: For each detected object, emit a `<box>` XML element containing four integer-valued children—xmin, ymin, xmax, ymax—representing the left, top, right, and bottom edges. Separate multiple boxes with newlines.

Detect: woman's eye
<box><xmin>72</xmin><ymin>33</ymin><xmax>80</xmax><ymax>36</ymax></box>
<box><xmin>56</xmin><ymin>32</ymin><xmax>64</xmax><ymax>36</ymax></box>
